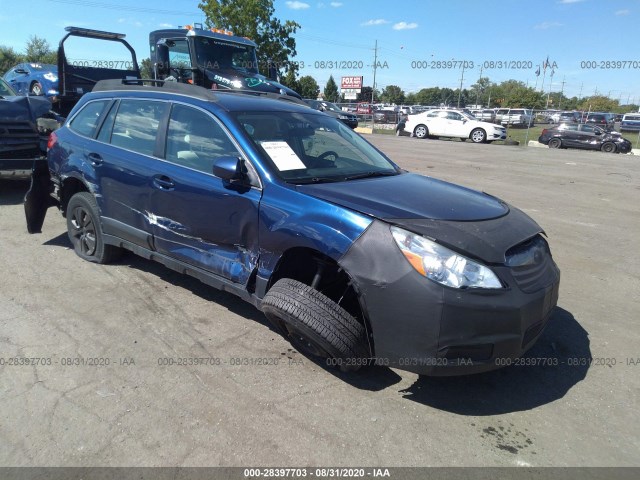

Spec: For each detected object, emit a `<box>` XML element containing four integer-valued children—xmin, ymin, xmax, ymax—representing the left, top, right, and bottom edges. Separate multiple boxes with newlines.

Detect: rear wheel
<box><xmin>413</xmin><ymin>124</ymin><xmax>429</xmax><ymax>139</ymax></box>
<box><xmin>262</xmin><ymin>278</ymin><xmax>369</xmax><ymax>371</ymax></box>
<box><xmin>30</xmin><ymin>81</ymin><xmax>43</xmax><ymax>95</ymax></box>
<box><xmin>470</xmin><ymin>128</ymin><xmax>487</xmax><ymax>143</ymax></box>
<box><xmin>66</xmin><ymin>192</ymin><xmax>122</xmax><ymax>264</ymax></box>
<box><xmin>601</xmin><ymin>142</ymin><xmax>617</xmax><ymax>153</ymax></box>
<box><xmin>548</xmin><ymin>138</ymin><xmax>562</xmax><ymax>149</ymax></box>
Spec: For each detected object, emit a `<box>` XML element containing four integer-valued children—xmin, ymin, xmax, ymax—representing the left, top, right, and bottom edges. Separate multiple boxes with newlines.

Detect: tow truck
<box><xmin>150</xmin><ymin>23</ymin><xmax>300</xmax><ymax>99</ymax></box>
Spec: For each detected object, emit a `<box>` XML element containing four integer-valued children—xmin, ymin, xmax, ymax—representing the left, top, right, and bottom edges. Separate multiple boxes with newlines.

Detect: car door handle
<box><xmin>87</xmin><ymin>152</ymin><xmax>103</xmax><ymax>166</ymax></box>
<box><xmin>152</xmin><ymin>175</ymin><xmax>175</xmax><ymax>190</ymax></box>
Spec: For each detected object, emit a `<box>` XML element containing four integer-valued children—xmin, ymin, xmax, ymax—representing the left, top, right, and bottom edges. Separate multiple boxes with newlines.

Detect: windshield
<box><xmin>194</xmin><ymin>36</ymin><xmax>258</xmax><ymax>74</ymax></box>
<box><xmin>236</xmin><ymin>111</ymin><xmax>399</xmax><ymax>184</ymax></box>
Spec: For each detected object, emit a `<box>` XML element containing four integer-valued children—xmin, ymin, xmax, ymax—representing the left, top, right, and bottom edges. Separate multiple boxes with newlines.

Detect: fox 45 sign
<box><xmin>341</xmin><ymin>76</ymin><xmax>363</xmax><ymax>90</ymax></box>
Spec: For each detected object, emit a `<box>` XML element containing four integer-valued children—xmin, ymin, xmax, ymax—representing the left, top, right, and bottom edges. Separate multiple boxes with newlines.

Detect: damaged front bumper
<box><xmin>339</xmin><ymin>219</ymin><xmax>561</xmax><ymax>376</ymax></box>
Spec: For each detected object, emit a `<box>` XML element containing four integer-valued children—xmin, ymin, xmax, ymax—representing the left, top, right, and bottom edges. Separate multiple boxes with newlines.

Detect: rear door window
<box><xmin>68</xmin><ymin>100</ymin><xmax>111</xmax><ymax>137</ymax></box>
<box><xmin>110</xmin><ymin>99</ymin><xmax>168</xmax><ymax>157</ymax></box>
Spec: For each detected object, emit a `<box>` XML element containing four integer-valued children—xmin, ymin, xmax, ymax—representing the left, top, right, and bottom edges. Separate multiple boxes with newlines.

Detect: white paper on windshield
<box><xmin>260</xmin><ymin>141</ymin><xmax>306</xmax><ymax>171</ymax></box>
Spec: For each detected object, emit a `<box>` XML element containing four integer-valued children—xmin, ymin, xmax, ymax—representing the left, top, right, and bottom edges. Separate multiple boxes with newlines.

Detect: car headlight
<box><xmin>43</xmin><ymin>72</ymin><xmax>58</xmax><ymax>82</ymax></box>
<box><xmin>390</xmin><ymin>226</ymin><xmax>503</xmax><ymax>289</ymax></box>
<box><xmin>339</xmin><ymin>115</ymin><xmax>349</xmax><ymax>119</ymax></box>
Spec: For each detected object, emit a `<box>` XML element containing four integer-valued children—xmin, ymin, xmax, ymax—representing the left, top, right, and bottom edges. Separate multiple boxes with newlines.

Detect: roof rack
<box><xmin>92</xmin><ymin>78</ymin><xmax>217</xmax><ymax>101</ymax></box>
<box><xmin>217</xmin><ymin>89</ymin><xmax>307</xmax><ymax>106</ymax></box>
<box><xmin>92</xmin><ymin>78</ymin><xmax>307</xmax><ymax>106</ymax></box>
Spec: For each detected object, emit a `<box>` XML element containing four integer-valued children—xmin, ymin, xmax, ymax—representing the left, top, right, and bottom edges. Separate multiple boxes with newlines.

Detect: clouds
<box><xmin>361</xmin><ymin>19</ymin><xmax>390</xmax><ymax>26</ymax></box>
<box><xmin>534</xmin><ymin>21</ymin><xmax>563</xmax><ymax>29</ymax></box>
<box><xmin>393</xmin><ymin>22</ymin><xmax>418</xmax><ymax>30</ymax></box>
<box><xmin>286</xmin><ymin>1</ymin><xmax>310</xmax><ymax>9</ymax></box>
<box><xmin>361</xmin><ymin>19</ymin><xmax>418</xmax><ymax>30</ymax></box>
<box><xmin>615</xmin><ymin>9</ymin><xmax>630</xmax><ymax>16</ymax></box>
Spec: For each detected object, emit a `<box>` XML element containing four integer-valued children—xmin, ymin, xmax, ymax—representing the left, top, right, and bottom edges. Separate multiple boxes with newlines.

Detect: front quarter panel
<box><xmin>255</xmin><ymin>183</ymin><xmax>372</xmax><ymax>297</ymax></box>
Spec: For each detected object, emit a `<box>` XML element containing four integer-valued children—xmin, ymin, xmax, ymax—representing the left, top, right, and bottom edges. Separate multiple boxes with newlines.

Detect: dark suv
<box><xmin>25</xmin><ymin>80</ymin><xmax>560</xmax><ymax>376</ymax></box>
<box><xmin>304</xmin><ymin>99</ymin><xmax>358</xmax><ymax>129</ymax></box>
<box><xmin>0</xmin><ymin>78</ymin><xmax>62</xmax><ymax>177</ymax></box>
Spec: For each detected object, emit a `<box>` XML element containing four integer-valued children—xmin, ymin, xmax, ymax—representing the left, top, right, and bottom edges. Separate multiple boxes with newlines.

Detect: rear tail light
<box><xmin>47</xmin><ymin>131</ymin><xmax>58</xmax><ymax>150</ymax></box>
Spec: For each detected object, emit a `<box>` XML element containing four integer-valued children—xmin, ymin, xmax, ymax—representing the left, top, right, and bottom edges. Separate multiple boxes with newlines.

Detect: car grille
<box><xmin>505</xmin><ymin>235</ymin><xmax>557</xmax><ymax>293</ymax></box>
<box><xmin>0</xmin><ymin>121</ymin><xmax>40</xmax><ymax>160</ymax></box>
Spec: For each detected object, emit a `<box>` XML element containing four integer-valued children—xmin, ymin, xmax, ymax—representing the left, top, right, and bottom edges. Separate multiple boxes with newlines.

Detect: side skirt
<box><xmin>102</xmin><ymin>233</ymin><xmax>263</xmax><ymax>311</ymax></box>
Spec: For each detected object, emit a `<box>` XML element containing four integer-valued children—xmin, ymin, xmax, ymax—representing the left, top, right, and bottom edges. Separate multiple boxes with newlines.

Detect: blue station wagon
<box><xmin>25</xmin><ymin>80</ymin><xmax>560</xmax><ymax>376</ymax></box>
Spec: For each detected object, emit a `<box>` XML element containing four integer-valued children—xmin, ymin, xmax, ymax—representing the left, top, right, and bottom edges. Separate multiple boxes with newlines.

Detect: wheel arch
<box><xmin>265</xmin><ymin>246</ymin><xmax>375</xmax><ymax>356</ymax></box>
<box><xmin>59</xmin><ymin>174</ymin><xmax>91</xmax><ymax>216</ymax></box>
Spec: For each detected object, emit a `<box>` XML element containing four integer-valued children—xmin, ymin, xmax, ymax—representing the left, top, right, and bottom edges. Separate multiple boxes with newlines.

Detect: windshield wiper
<box><xmin>343</xmin><ymin>170</ymin><xmax>398</xmax><ymax>181</ymax></box>
<box><xmin>289</xmin><ymin>176</ymin><xmax>342</xmax><ymax>184</ymax></box>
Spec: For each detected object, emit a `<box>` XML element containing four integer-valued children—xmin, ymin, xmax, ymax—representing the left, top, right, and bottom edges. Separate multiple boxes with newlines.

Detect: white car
<box><xmin>404</xmin><ymin>109</ymin><xmax>507</xmax><ymax>143</ymax></box>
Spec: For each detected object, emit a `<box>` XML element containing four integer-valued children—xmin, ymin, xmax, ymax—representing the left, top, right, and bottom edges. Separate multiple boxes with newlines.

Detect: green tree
<box><xmin>469</xmin><ymin>77</ymin><xmax>493</xmax><ymax>106</ymax></box>
<box><xmin>405</xmin><ymin>92</ymin><xmax>417</xmax><ymax>104</ymax></box>
<box><xmin>198</xmin><ymin>0</ymin><xmax>301</xmax><ymax>77</ymax></box>
<box><xmin>24</xmin><ymin>36</ymin><xmax>56</xmax><ymax>64</ymax></box>
<box><xmin>356</xmin><ymin>86</ymin><xmax>379</xmax><ymax>103</ymax></box>
<box><xmin>298</xmin><ymin>75</ymin><xmax>319</xmax><ymax>99</ymax></box>
<box><xmin>323</xmin><ymin>75</ymin><xmax>339</xmax><ymax>103</ymax></box>
<box><xmin>380</xmin><ymin>85</ymin><xmax>405</xmax><ymax>105</ymax></box>
<box><xmin>280</xmin><ymin>67</ymin><xmax>299</xmax><ymax>92</ymax></box>
<box><xmin>578</xmin><ymin>95</ymin><xmax>619</xmax><ymax>112</ymax></box>
<box><xmin>139</xmin><ymin>58</ymin><xmax>153</xmax><ymax>79</ymax></box>
<box><xmin>0</xmin><ymin>46</ymin><xmax>23</xmax><ymax>74</ymax></box>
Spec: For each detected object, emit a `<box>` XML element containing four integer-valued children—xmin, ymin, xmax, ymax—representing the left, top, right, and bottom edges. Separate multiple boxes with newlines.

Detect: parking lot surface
<box><xmin>0</xmin><ymin>137</ymin><xmax>638</xmax><ymax>467</ymax></box>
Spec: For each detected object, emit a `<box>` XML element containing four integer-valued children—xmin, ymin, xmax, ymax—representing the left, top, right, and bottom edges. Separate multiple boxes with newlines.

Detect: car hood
<box><xmin>0</xmin><ymin>95</ymin><xmax>53</xmax><ymax>123</ymax></box>
<box><xmin>297</xmin><ymin>173</ymin><xmax>509</xmax><ymax>222</ymax></box>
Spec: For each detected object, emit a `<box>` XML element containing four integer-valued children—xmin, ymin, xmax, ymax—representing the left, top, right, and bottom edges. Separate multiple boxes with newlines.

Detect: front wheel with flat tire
<box><xmin>66</xmin><ymin>192</ymin><xmax>122</xmax><ymax>264</ymax></box>
<box><xmin>262</xmin><ymin>278</ymin><xmax>369</xmax><ymax>371</ymax></box>
<box><xmin>413</xmin><ymin>124</ymin><xmax>429</xmax><ymax>139</ymax></box>
<box><xmin>601</xmin><ymin>142</ymin><xmax>617</xmax><ymax>153</ymax></box>
<box><xmin>470</xmin><ymin>128</ymin><xmax>487</xmax><ymax>143</ymax></box>
<box><xmin>548</xmin><ymin>138</ymin><xmax>562</xmax><ymax>149</ymax></box>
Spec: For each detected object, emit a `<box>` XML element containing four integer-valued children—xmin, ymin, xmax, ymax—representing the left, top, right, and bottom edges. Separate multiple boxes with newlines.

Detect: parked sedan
<box><xmin>304</xmin><ymin>99</ymin><xmax>358</xmax><ymax>128</ymax></box>
<box><xmin>3</xmin><ymin>63</ymin><xmax>59</xmax><ymax>97</ymax></box>
<box><xmin>404</xmin><ymin>109</ymin><xmax>506</xmax><ymax>143</ymax></box>
<box><xmin>538</xmin><ymin>123</ymin><xmax>631</xmax><ymax>153</ymax></box>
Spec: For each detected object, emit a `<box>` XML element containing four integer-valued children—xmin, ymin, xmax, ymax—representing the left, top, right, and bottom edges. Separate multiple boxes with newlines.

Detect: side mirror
<box><xmin>155</xmin><ymin>42</ymin><xmax>170</xmax><ymax>77</ymax></box>
<box><xmin>213</xmin><ymin>156</ymin><xmax>246</xmax><ymax>183</ymax></box>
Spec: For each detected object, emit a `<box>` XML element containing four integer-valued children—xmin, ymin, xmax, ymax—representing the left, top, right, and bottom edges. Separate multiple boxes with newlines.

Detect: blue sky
<box><xmin>3</xmin><ymin>0</ymin><xmax>639</xmax><ymax>104</ymax></box>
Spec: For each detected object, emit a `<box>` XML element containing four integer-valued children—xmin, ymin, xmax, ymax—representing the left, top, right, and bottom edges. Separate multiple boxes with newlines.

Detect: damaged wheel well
<box><xmin>60</xmin><ymin>177</ymin><xmax>89</xmax><ymax>216</ymax></box>
<box><xmin>267</xmin><ymin>247</ymin><xmax>374</xmax><ymax>355</ymax></box>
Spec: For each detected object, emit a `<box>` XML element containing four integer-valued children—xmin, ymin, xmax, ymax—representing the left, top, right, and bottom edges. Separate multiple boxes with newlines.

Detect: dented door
<box><xmin>146</xmin><ymin>163</ymin><xmax>261</xmax><ymax>285</ymax></box>
<box><xmin>147</xmin><ymin>103</ymin><xmax>261</xmax><ymax>286</ymax></box>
